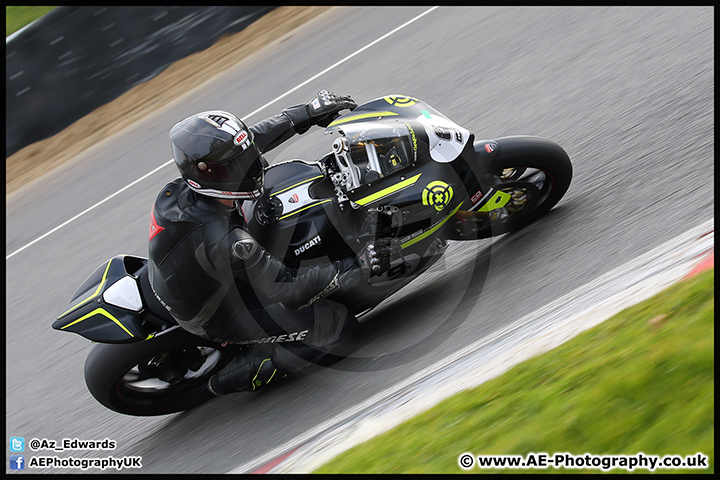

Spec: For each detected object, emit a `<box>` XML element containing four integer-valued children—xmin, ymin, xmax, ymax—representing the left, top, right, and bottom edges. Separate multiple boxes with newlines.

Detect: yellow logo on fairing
<box><xmin>422</xmin><ymin>181</ymin><xmax>454</xmax><ymax>212</ymax></box>
<box><xmin>476</xmin><ymin>190</ymin><xmax>512</xmax><ymax>212</ymax></box>
<box><xmin>384</xmin><ymin>96</ymin><xmax>417</xmax><ymax>107</ymax></box>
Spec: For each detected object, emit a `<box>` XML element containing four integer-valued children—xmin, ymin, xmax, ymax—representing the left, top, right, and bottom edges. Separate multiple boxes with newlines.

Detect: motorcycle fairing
<box><xmin>400</xmin><ymin>201</ymin><xmax>464</xmax><ymax>250</ymax></box>
<box><xmin>348</xmin><ymin>171</ymin><xmax>424</xmax><ymax>208</ymax></box>
<box><xmin>470</xmin><ymin>188</ymin><xmax>512</xmax><ymax>212</ymax></box>
<box><xmin>245</xmin><ymin>161</ymin><xmax>348</xmax><ymax>264</ymax></box>
<box><xmin>326</xmin><ymin>95</ymin><xmax>431</xmax><ymax>130</ymax></box>
<box><xmin>351</xmin><ymin>173</ymin><xmax>423</xmax><ymax>207</ymax></box>
<box><xmin>326</xmin><ymin>94</ymin><xmax>471</xmax><ymax>164</ymax></box>
<box><xmin>267</xmin><ymin>162</ymin><xmax>326</xmax><ymax>220</ymax></box>
<box><xmin>250</xmin><ymin>160</ymin><xmax>327</xmax><ymax>221</ymax></box>
<box><xmin>325</xmin><ymin>96</ymin><xmax>475</xmax><ymax>209</ymax></box>
<box><xmin>249</xmin><ymin>95</ymin><xmax>500</xmax><ymax>274</ymax></box>
<box><xmin>414</xmin><ymin>110</ymin><xmax>471</xmax><ymax>164</ymax></box>
<box><xmin>53</xmin><ymin>255</ymin><xmax>154</xmax><ymax>344</ymax></box>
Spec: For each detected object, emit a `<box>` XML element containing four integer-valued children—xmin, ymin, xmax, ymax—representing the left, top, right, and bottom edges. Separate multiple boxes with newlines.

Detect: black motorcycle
<box><xmin>53</xmin><ymin>95</ymin><xmax>572</xmax><ymax>415</ymax></box>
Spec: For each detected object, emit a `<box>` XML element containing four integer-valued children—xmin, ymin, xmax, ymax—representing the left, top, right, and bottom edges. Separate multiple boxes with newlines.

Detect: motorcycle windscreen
<box><xmin>339</xmin><ymin>121</ymin><xmax>417</xmax><ymax>184</ymax></box>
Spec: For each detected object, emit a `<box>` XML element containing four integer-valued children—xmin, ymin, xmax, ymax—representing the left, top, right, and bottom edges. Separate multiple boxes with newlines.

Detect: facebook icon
<box><xmin>10</xmin><ymin>455</ymin><xmax>25</xmax><ymax>470</ymax></box>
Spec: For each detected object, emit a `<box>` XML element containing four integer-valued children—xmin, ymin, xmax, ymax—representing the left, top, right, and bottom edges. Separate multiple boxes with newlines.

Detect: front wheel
<box><xmin>450</xmin><ymin>136</ymin><xmax>572</xmax><ymax>239</ymax></box>
<box><xmin>84</xmin><ymin>327</ymin><xmax>229</xmax><ymax>416</ymax></box>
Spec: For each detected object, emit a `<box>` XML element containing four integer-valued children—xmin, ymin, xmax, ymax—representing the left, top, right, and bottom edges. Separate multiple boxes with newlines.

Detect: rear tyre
<box><xmin>84</xmin><ymin>328</ymin><xmax>229</xmax><ymax>416</ymax></box>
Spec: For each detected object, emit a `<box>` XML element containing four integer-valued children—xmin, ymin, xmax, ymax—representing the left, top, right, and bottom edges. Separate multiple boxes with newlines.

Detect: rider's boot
<box><xmin>207</xmin><ymin>353</ymin><xmax>284</xmax><ymax>395</ymax></box>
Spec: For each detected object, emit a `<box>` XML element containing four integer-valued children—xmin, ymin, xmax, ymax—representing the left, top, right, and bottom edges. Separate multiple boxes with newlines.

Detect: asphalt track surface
<box><xmin>6</xmin><ymin>7</ymin><xmax>714</xmax><ymax>474</ymax></box>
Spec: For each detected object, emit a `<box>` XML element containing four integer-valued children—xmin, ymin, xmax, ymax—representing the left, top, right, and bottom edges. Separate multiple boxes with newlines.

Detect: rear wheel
<box><xmin>84</xmin><ymin>328</ymin><xmax>229</xmax><ymax>416</ymax></box>
<box><xmin>450</xmin><ymin>136</ymin><xmax>572</xmax><ymax>239</ymax></box>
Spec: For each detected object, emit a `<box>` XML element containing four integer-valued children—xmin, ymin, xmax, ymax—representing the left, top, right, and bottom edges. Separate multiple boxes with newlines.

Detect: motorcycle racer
<box><xmin>148</xmin><ymin>90</ymin><xmax>388</xmax><ymax>395</ymax></box>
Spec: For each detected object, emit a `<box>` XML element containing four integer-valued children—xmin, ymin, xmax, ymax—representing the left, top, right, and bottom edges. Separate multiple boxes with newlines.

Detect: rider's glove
<box><xmin>282</xmin><ymin>90</ymin><xmax>357</xmax><ymax>134</ymax></box>
<box><xmin>355</xmin><ymin>238</ymin><xmax>402</xmax><ymax>277</ymax></box>
<box><xmin>309</xmin><ymin>90</ymin><xmax>357</xmax><ymax>127</ymax></box>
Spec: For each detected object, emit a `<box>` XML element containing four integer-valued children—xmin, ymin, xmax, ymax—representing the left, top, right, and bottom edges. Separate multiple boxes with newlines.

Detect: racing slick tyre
<box><xmin>84</xmin><ymin>327</ymin><xmax>229</xmax><ymax>416</ymax></box>
<box><xmin>449</xmin><ymin>136</ymin><xmax>572</xmax><ymax>240</ymax></box>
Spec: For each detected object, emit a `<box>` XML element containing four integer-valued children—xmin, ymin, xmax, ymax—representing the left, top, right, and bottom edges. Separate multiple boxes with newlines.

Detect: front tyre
<box><xmin>84</xmin><ymin>327</ymin><xmax>228</xmax><ymax>416</ymax></box>
<box><xmin>451</xmin><ymin>136</ymin><xmax>572</xmax><ymax>239</ymax></box>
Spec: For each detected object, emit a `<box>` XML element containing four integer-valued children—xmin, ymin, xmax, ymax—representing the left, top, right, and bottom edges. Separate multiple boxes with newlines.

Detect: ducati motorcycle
<box><xmin>53</xmin><ymin>95</ymin><xmax>572</xmax><ymax>416</ymax></box>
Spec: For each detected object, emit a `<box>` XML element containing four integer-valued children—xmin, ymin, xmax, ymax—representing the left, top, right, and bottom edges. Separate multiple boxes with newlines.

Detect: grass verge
<box><xmin>315</xmin><ymin>268</ymin><xmax>714</xmax><ymax>474</ymax></box>
<box><xmin>6</xmin><ymin>6</ymin><xmax>55</xmax><ymax>36</ymax></box>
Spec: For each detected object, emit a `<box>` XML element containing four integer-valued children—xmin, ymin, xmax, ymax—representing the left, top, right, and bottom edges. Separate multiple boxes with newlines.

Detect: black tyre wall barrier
<box><xmin>6</xmin><ymin>6</ymin><xmax>274</xmax><ymax>157</ymax></box>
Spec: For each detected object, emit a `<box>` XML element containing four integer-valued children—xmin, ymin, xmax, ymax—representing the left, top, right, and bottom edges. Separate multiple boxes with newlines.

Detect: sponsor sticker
<box><xmin>187</xmin><ymin>179</ymin><xmax>201</xmax><ymax>189</ymax></box>
<box><xmin>485</xmin><ymin>142</ymin><xmax>498</xmax><ymax>153</ymax></box>
<box><xmin>237</xmin><ymin>329</ymin><xmax>309</xmax><ymax>345</ymax></box>
<box><xmin>471</xmin><ymin>190</ymin><xmax>483</xmax><ymax>204</ymax></box>
<box><xmin>385</xmin><ymin>96</ymin><xmax>418</xmax><ymax>107</ymax></box>
<box><xmin>294</xmin><ymin>235</ymin><xmax>322</xmax><ymax>256</ymax></box>
<box><xmin>289</xmin><ymin>193</ymin><xmax>299</xmax><ymax>204</ymax></box>
<box><xmin>234</xmin><ymin>130</ymin><xmax>248</xmax><ymax>146</ymax></box>
<box><xmin>422</xmin><ymin>180</ymin><xmax>454</xmax><ymax>212</ymax></box>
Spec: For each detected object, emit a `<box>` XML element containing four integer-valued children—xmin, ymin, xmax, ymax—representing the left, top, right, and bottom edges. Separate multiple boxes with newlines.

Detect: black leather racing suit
<box><xmin>148</xmin><ymin>108</ymin><xmax>361</xmax><ymax>392</ymax></box>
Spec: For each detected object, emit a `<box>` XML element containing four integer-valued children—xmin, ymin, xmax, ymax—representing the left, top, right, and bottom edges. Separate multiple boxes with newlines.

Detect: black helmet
<box><xmin>170</xmin><ymin>111</ymin><xmax>266</xmax><ymax>199</ymax></box>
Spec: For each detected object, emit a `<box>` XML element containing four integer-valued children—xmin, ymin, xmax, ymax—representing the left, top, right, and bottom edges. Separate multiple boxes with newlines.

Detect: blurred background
<box><xmin>6</xmin><ymin>6</ymin><xmax>274</xmax><ymax>156</ymax></box>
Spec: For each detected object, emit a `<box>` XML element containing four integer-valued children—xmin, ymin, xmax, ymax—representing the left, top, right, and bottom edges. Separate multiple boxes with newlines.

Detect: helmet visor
<box><xmin>186</xmin><ymin>145</ymin><xmax>266</xmax><ymax>199</ymax></box>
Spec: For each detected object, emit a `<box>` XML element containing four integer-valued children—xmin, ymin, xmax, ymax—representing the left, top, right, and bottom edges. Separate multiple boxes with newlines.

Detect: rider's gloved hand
<box><xmin>355</xmin><ymin>238</ymin><xmax>402</xmax><ymax>277</ymax></box>
<box><xmin>309</xmin><ymin>90</ymin><xmax>357</xmax><ymax>127</ymax></box>
<box><xmin>282</xmin><ymin>90</ymin><xmax>357</xmax><ymax>134</ymax></box>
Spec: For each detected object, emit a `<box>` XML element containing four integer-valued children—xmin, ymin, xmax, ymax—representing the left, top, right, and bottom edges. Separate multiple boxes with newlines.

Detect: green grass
<box><xmin>6</xmin><ymin>6</ymin><xmax>55</xmax><ymax>37</ymax></box>
<box><xmin>315</xmin><ymin>268</ymin><xmax>714</xmax><ymax>474</ymax></box>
